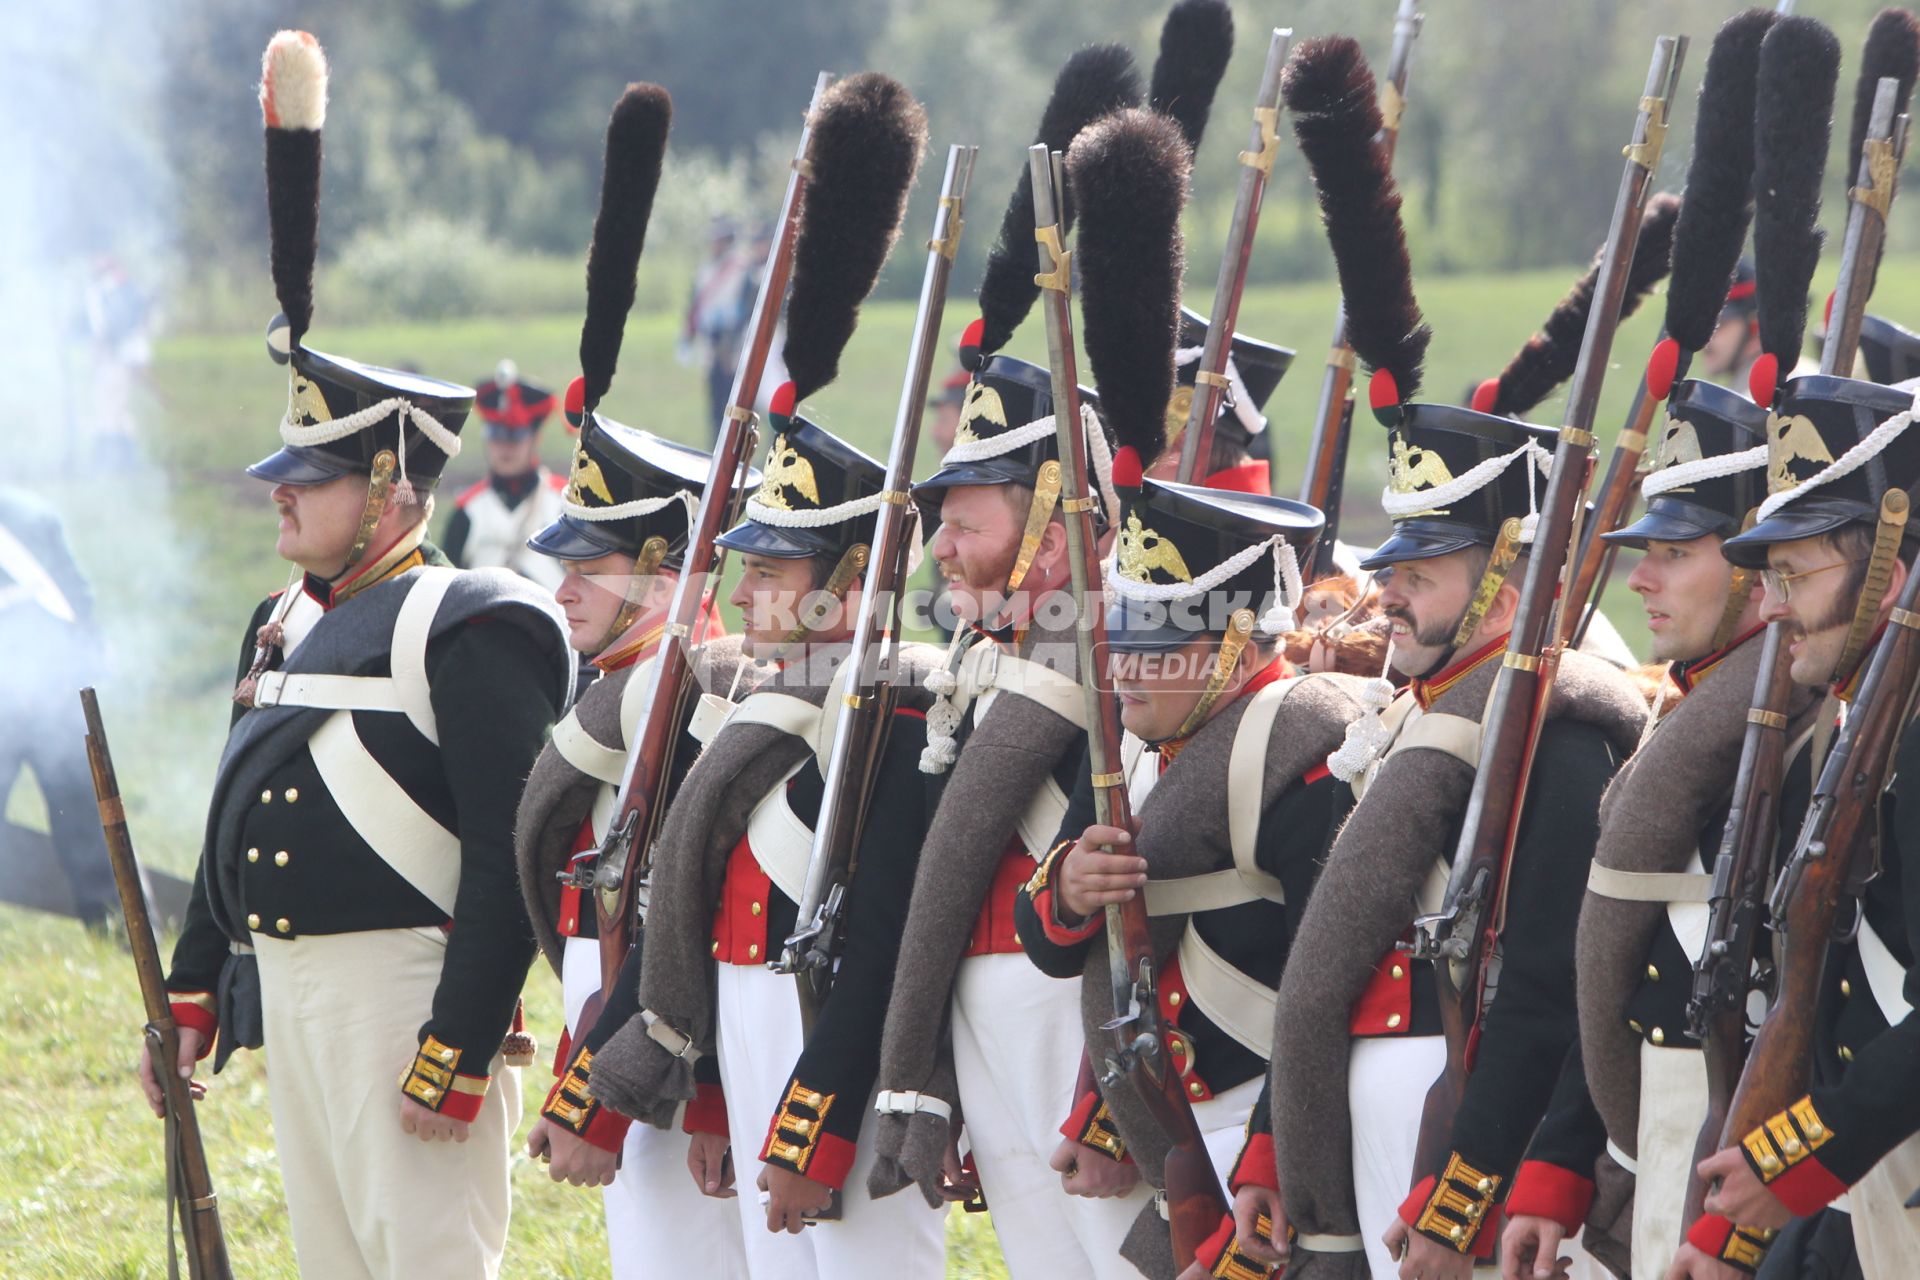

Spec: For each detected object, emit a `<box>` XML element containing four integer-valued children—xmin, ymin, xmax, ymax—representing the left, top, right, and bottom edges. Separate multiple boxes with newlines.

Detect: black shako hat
<box><xmin>1722</xmin><ymin>374</ymin><xmax>1920</xmax><ymax>567</ymax></box>
<box><xmin>716</xmin><ymin>394</ymin><xmax>889</xmax><ymax>561</ymax></box>
<box><xmin>1605</xmin><ymin>379</ymin><xmax>1769</xmax><ymax>547</ymax></box>
<box><xmin>1105</xmin><ymin>479</ymin><xmax>1323</xmax><ymax>652</ymax></box>
<box><xmin>1858</xmin><ymin>314</ymin><xmax>1920</xmax><ymax>387</ymax></box>
<box><xmin>528</xmin><ymin>376</ymin><xmax>745</xmax><ymax>567</ymax></box>
<box><xmin>1168</xmin><ymin>305</ymin><xmax>1293</xmax><ymax>452</ymax></box>
<box><xmin>1360</xmin><ymin>403</ymin><xmax>1557</xmax><ymax>570</ymax></box>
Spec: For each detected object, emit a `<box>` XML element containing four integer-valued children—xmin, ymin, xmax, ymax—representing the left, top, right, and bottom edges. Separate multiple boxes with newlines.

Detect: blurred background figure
<box><xmin>681</xmin><ymin>217</ymin><xmax>751</xmax><ymax>435</ymax></box>
<box><xmin>80</xmin><ymin>253</ymin><xmax>154</xmax><ymax>471</ymax></box>
<box><xmin>441</xmin><ymin>359</ymin><xmax>567</xmax><ymax>591</ymax></box>
<box><xmin>1699</xmin><ymin>257</ymin><xmax>1760</xmax><ymax>384</ymax></box>
<box><xmin>0</xmin><ymin>487</ymin><xmax>119</xmax><ymax>927</ymax></box>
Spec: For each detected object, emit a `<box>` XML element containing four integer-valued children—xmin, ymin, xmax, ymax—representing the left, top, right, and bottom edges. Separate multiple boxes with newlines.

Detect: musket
<box><xmin>592</xmin><ymin>72</ymin><xmax>832</xmax><ymax>997</ymax></box>
<box><xmin>1709</xmin><ymin>74</ymin><xmax>1909</xmax><ymax>1202</ymax></box>
<box><xmin>1029</xmin><ymin>143</ymin><xmax>1229</xmax><ymax>1268</ymax></box>
<box><xmin>1298</xmin><ymin>0</ymin><xmax>1425</xmax><ymax>577</ymax></box>
<box><xmin>1566</xmin><ymin>373</ymin><xmax>1657</xmax><ymax>647</ymax></box>
<box><xmin>1407</xmin><ymin>37</ymin><xmax>1687</xmax><ymax>1184</ymax></box>
<box><xmin>81</xmin><ymin>689</ymin><xmax>232</xmax><ymax>1280</ymax></box>
<box><xmin>1173</xmin><ymin>27</ymin><xmax>1292</xmax><ymax>485</ymax></box>
<box><xmin>776</xmin><ymin>144</ymin><xmax>979</xmax><ymax>1025</ymax></box>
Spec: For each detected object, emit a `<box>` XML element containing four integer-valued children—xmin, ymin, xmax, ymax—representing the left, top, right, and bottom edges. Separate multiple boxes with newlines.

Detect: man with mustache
<box><xmin>1676</xmin><ymin>370</ymin><xmax>1920</xmax><ymax>1279</ymax></box>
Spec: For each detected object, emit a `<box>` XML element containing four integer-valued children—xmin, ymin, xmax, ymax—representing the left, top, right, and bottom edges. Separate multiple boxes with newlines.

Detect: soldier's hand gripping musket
<box><xmin>1682</xmin><ymin>18</ymin><xmax>1920</xmax><ymax>1267</ymax></box>
<box><xmin>1027</xmin><ymin>120</ymin><xmax>1232</xmax><ymax>1269</ymax></box>
<box><xmin>777</xmin><ymin>143</ymin><xmax>979</xmax><ymax>1025</ymax></box>
<box><xmin>591</xmin><ymin>74</ymin><xmax>829</xmax><ymax>998</ymax></box>
<box><xmin>88</xmin><ymin>690</ymin><xmax>233</xmax><ymax>1280</ymax></box>
<box><xmin>1408</xmin><ymin>34</ymin><xmax>1687</xmax><ymax>1185</ymax></box>
<box><xmin>1298</xmin><ymin>0</ymin><xmax>1424</xmax><ymax>578</ymax></box>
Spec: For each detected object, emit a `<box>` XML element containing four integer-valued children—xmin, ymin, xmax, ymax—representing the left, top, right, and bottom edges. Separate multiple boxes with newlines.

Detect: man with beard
<box><xmin>1676</xmin><ymin>368</ymin><xmax>1920</xmax><ymax>1278</ymax></box>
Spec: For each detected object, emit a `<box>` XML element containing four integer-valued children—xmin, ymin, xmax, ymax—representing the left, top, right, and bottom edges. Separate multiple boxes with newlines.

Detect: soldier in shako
<box><xmin>1145</xmin><ymin>306</ymin><xmax>1293</xmax><ymax>496</ymax></box>
<box><xmin>989</xmin><ymin>104</ymin><xmax>1365</xmax><ymax>1279</ymax></box>
<box><xmin>1238</xmin><ymin>36</ymin><xmax>1646</xmax><ymax>1280</ymax></box>
<box><xmin>508</xmin><ymin>80</ymin><xmax>757</xmax><ymax>1278</ymax></box>
<box><xmin>139</xmin><ymin>33</ymin><xmax>574</xmax><ymax>1278</ymax></box>
<box><xmin>1678</xmin><ymin>295</ymin><xmax>1920</xmax><ymax>1280</ymax></box>
<box><xmin>580</xmin><ymin>72</ymin><xmax>949</xmax><ymax>1279</ymax></box>
<box><xmin>863</xmin><ymin>44</ymin><xmax>1166</xmax><ymax>1277</ymax></box>
<box><xmin>1502</xmin><ymin>15</ymin><xmax>1832</xmax><ymax>1276</ymax></box>
<box><xmin>441</xmin><ymin>358</ymin><xmax>567</xmax><ymax>590</ymax></box>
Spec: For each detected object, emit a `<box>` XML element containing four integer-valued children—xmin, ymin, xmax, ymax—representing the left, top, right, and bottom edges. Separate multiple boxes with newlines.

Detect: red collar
<box><xmin>595</xmin><ymin>600</ymin><xmax>725</xmax><ymax>673</ymax></box>
<box><xmin>302</xmin><ymin>531</ymin><xmax>427</xmax><ymax>611</ymax></box>
<box><xmin>1158</xmin><ymin>657</ymin><xmax>1291</xmax><ymax>767</ymax></box>
<box><xmin>1670</xmin><ymin>623</ymin><xmax>1767</xmax><ymax>696</ymax></box>
<box><xmin>1202</xmin><ymin>461</ymin><xmax>1271</xmax><ymax>495</ymax></box>
<box><xmin>1410</xmin><ymin>634</ymin><xmax>1509</xmax><ymax>710</ymax></box>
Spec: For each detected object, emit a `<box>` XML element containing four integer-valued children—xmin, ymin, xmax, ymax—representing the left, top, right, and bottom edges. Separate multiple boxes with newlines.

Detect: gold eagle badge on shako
<box><xmin>1389</xmin><ymin>434</ymin><xmax>1455</xmax><ymax>515</ymax></box>
<box><xmin>1644</xmin><ymin>415</ymin><xmax>1706</xmax><ymax>490</ymax></box>
<box><xmin>1117</xmin><ymin>509</ymin><xmax>1195</xmax><ymax>584</ymax></box>
<box><xmin>1766</xmin><ymin>410</ymin><xmax>1835</xmax><ymax>494</ymax></box>
<box><xmin>566</xmin><ymin>448</ymin><xmax>615</xmax><ymax>507</ymax></box>
<box><xmin>757</xmin><ymin>434</ymin><xmax>821</xmax><ymax>511</ymax></box>
<box><xmin>953</xmin><ymin>380</ymin><xmax>1009</xmax><ymax>447</ymax></box>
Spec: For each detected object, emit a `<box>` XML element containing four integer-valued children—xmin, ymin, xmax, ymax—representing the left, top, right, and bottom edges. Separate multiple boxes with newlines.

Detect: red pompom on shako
<box><xmin>563</xmin><ymin>375</ymin><xmax>589</xmax><ymax>432</ymax></box>
<box><xmin>1748</xmin><ymin>351</ymin><xmax>1780</xmax><ymax>409</ymax></box>
<box><xmin>1111</xmin><ymin>444</ymin><xmax>1145</xmax><ymax>491</ymax></box>
<box><xmin>1646</xmin><ymin>336</ymin><xmax>1683</xmax><ymax>401</ymax></box>
<box><xmin>1469</xmin><ymin>378</ymin><xmax>1500</xmax><ymax>415</ymax></box>
<box><xmin>958</xmin><ymin>317</ymin><xmax>987</xmax><ymax>373</ymax></box>
<box><xmin>1368</xmin><ymin>368</ymin><xmax>1403</xmax><ymax>425</ymax></box>
<box><xmin>769</xmin><ymin>379</ymin><xmax>798</xmax><ymax>422</ymax></box>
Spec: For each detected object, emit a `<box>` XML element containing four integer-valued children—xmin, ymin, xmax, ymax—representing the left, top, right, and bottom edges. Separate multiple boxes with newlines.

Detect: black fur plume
<box><xmin>782</xmin><ymin>73</ymin><xmax>928</xmax><ymax>401</ymax></box>
<box><xmin>1068</xmin><ymin>108</ymin><xmax>1191</xmax><ymax>470</ymax></box>
<box><xmin>1751</xmin><ymin>16</ymin><xmax>1840</xmax><ymax>378</ymax></box>
<box><xmin>1485</xmin><ymin>193</ymin><xmax>1680</xmax><ymax>417</ymax></box>
<box><xmin>1150</xmin><ymin>0</ymin><xmax>1235</xmax><ymax>156</ymax></box>
<box><xmin>259</xmin><ymin>32</ymin><xmax>329</xmax><ymax>348</ymax></box>
<box><xmin>1850</xmin><ymin>9</ymin><xmax>1920</xmax><ymax>187</ymax></box>
<box><xmin>579</xmin><ymin>84</ymin><xmax>672</xmax><ymax>411</ymax></box>
<box><xmin>1283</xmin><ymin>36</ymin><xmax>1429</xmax><ymax>400</ymax></box>
<box><xmin>1666</xmin><ymin>8</ymin><xmax>1775</xmax><ymax>353</ymax></box>
<box><xmin>976</xmin><ymin>45</ymin><xmax>1143</xmax><ymax>359</ymax></box>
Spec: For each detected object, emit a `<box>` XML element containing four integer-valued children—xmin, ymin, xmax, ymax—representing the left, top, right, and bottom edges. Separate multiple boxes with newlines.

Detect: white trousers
<box><xmin>562</xmin><ymin>937</ymin><xmax>748</xmax><ymax>1279</ymax></box>
<box><xmin>253</xmin><ymin>926</ymin><xmax>518</xmax><ymax>1280</ymax></box>
<box><xmin>1632</xmin><ymin>1044</ymin><xmax>1708</xmax><ymax>1280</ymax></box>
<box><xmin>1839</xmin><ymin>1130</ymin><xmax>1920</xmax><ymax>1279</ymax></box>
<box><xmin>714</xmin><ymin>960</ymin><xmax>947</xmax><ymax>1280</ymax></box>
<box><xmin>951</xmin><ymin>953</ymin><xmax>1150</xmax><ymax>1279</ymax></box>
<box><xmin>1348</xmin><ymin>1036</ymin><xmax>1603</xmax><ymax>1280</ymax></box>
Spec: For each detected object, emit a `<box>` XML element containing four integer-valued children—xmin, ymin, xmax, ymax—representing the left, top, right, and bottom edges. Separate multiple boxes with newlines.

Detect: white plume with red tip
<box><xmin>260</xmin><ymin>30</ymin><xmax>328</xmax><ymax>131</ymax></box>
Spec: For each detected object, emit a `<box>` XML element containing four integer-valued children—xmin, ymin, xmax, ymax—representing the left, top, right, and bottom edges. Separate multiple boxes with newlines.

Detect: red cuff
<box><xmin>168</xmin><ymin>992</ymin><xmax>218</xmax><ymax>1055</ymax></box>
<box><xmin>1196</xmin><ymin>1208</ymin><xmax>1284</xmax><ymax>1279</ymax></box>
<box><xmin>1758</xmin><ymin>1152</ymin><xmax>1848</xmax><ymax>1216</ymax></box>
<box><xmin>1195</xmin><ymin>1214</ymin><xmax>1234</xmax><ymax>1274</ymax></box>
<box><xmin>1738</xmin><ymin>1095</ymin><xmax>1848</xmax><ymax>1215</ymax></box>
<box><xmin>540</xmin><ymin>1046</ymin><xmax>629</xmax><ymax>1150</ymax></box>
<box><xmin>683</xmin><ymin>1080</ymin><xmax>730</xmax><ymax>1137</ymax></box>
<box><xmin>1400</xmin><ymin>1156</ymin><xmax>1501</xmax><ymax>1259</ymax></box>
<box><xmin>1686</xmin><ymin>1213</ymin><xmax>1775</xmax><ymax>1274</ymax></box>
<box><xmin>399</xmin><ymin>1036</ymin><xmax>490</xmax><ymax>1121</ymax></box>
<box><xmin>550</xmin><ymin>1027</ymin><xmax>572</xmax><ymax>1079</ymax></box>
<box><xmin>1228</xmin><ymin>1132</ymin><xmax>1279</xmax><ymax>1193</ymax></box>
<box><xmin>1059</xmin><ymin>1088</ymin><xmax>1132</xmax><ymax>1164</ymax></box>
<box><xmin>1504</xmin><ymin>1159</ymin><xmax>1594</xmax><ymax>1234</ymax></box>
<box><xmin>1027</xmin><ymin>839</ymin><xmax>1102</xmax><ymax>947</ymax></box>
<box><xmin>760</xmin><ymin>1080</ymin><xmax>854</xmax><ymax>1187</ymax></box>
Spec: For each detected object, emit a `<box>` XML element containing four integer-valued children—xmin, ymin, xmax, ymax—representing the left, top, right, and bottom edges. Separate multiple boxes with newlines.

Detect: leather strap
<box><xmin>251</xmin><ymin>671</ymin><xmax>407</xmax><ymax>714</ymax></box>
<box><xmin>873</xmin><ymin>1089</ymin><xmax>954</xmax><ymax>1121</ymax></box>
<box><xmin>1175</xmin><ymin>924</ymin><xmax>1277</xmax><ymax>1056</ymax></box>
<box><xmin>551</xmin><ymin>709</ymin><xmax>626</xmax><ymax>787</ymax></box>
<box><xmin>1586</xmin><ymin>863</ymin><xmax>1713</xmax><ymax>904</ymax></box>
<box><xmin>306</xmin><ymin>711</ymin><xmax>461</xmax><ymax>915</ymax></box>
<box><xmin>389</xmin><ymin>566</ymin><xmax>459</xmax><ymax>743</ymax></box>
<box><xmin>744</xmin><ymin>758</ymin><xmax>815</xmax><ymax>906</ymax></box>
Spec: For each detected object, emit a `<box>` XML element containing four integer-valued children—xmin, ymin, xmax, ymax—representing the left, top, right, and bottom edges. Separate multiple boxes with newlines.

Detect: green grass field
<box><xmin>6</xmin><ymin>254</ymin><xmax>1919</xmax><ymax>1276</ymax></box>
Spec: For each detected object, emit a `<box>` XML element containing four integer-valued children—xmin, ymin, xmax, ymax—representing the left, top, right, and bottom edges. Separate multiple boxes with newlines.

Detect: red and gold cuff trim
<box><xmin>760</xmin><ymin>1080</ymin><xmax>853</xmax><ymax>1186</ymax></box>
<box><xmin>1403</xmin><ymin>1153</ymin><xmax>1502</xmax><ymax>1256</ymax></box>
<box><xmin>1196</xmin><ymin>1211</ymin><xmax>1284</xmax><ymax>1280</ymax></box>
<box><xmin>1504</xmin><ymin>1159</ymin><xmax>1594</xmax><ymax>1234</ymax></box>
<box><xmin>1228</xmin><ymin>1132</ymin><xmax>1279</xmax><ymax>1193</ymax></box>
<box><xmin>400</xmin><ymin>1035</ymin><xmax>490</xmax><ymax>1122</ymax></box>
<box><xmin>1739</xmin><ymin>1095</ymin><xmax>1846</xmax><ymax>1214</ymax></box>
<box><xmin>1059</xmin><ymin>1088</ymin><xmax>1131</xmax><ymax>1164</ymax></box>
<box><xmin>1029</xmin><ymin>839</ymin><xmax>1102</xmax><ymax>946</ymax></box>
<box><xmin>1685</xmin><ymin>1213</ymin><xmax>1776</xmax><ymax>1274</ymax></box>
<box><xmin>683</xmin><ymin>1080</ymin><xmax>729</xmax><ymax>1137</ymax></box>
<box><xmin>541</xmin><ymin>1046</ymin><xmax>632</xmax><ymax>1153</ymax></box>
<box><xmin>168</xmin><ymin>991</ymin><xmax>218</xmax><ymax>1054</ymax></box>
